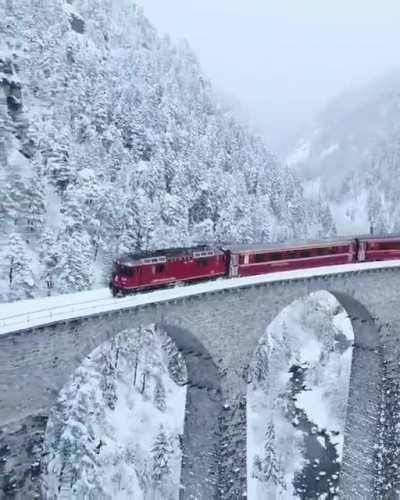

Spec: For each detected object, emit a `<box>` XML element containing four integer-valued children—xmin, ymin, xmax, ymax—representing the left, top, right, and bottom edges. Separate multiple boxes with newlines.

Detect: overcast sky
<box><xmin>138</xmin><ymin>0</ymin><xmax>400</xmax><ymax>150</ymax></box>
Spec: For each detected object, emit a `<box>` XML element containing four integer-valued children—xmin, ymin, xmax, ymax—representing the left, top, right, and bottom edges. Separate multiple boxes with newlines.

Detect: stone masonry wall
<box><xmin>1</xmin><ymin>266</ymin><xmax>400</xmax><ymax>498</ymax></box>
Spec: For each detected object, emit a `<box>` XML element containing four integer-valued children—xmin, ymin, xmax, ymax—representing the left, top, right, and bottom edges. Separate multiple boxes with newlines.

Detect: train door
<box><xmin>229</xmin><ymin>253</ymin><xmax>239</xmax><ymax>277</ymax></box>
<box><xmin>136</xmin><ymin>265</ymin><xmax>143</xmax><ymax>287</ymax></box>
<box><xmin>357</xmin><ymin>240</ymin><xmax>366</xmax><ymax>261</ymax></box>
<box><xmin>350</xmin><ymin>240</ymin><xmax>357</xmax><ymax>262</ymax></box>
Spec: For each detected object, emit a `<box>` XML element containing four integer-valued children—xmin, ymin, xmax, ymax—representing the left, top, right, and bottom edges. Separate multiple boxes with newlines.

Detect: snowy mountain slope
<box><xmin>0</xmin><ymin>0</ymin><xmax>333</xmax><ymax>303</ymax></box>
<box><xmin>43</xmin><ymin>325</ymin><xmax>187</xmax><ymax>499</ymax></box>
<box><xmin>286</xmin><ymin>72</ymin><xmax>400</xmax><ymax>234</ymax></box>
<box><xmin>247</xmin><ymin>291</ymin><xmax>353</xmax><ymax>499</ymax></box>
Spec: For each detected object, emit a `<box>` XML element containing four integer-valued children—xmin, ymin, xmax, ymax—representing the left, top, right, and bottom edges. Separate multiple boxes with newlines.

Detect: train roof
<box><xmin>357</xmin><ymin>233</ymin><xmax>400</xmax><ymax>241</ymax></box>
<box><xmin>116</xmin><ymin>233</ymin><xmax>400</xmax><ymax>265</ymax></box>
<box><xmin>117</xmin><ymin>244</ymin><xmax>220</xmax><ymax>266</ymax></box>
<box><xmin>226</xmin><ymin>233</ymin><xmax>400</xmax><ymax>254</ymax></box>
<box><xmin>225</xmin><ymin>236</ymin><xmax>355</xmax><ymax>254</ymax></box>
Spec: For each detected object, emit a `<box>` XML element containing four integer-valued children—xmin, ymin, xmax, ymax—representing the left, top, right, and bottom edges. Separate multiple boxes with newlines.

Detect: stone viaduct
<box><xmin>1</xmin><ymin>263</ymin><xmax>400</xmax><ymax>499</ymax></box>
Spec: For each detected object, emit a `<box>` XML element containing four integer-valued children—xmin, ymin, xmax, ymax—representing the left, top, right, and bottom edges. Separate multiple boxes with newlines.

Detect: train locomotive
<box><xmin>110</xmin><ymin>234</ymin><xmax>400</xmax><ymax>296</ymax></box>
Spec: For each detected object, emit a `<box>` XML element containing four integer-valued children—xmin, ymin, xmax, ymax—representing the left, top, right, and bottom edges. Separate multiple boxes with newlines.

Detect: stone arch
<box><xmin>246</xmin><ymin>289</ymin><xmax>381</xmax><ymax>500</ymax></box>
<box><xmin>39</xmin><ymin>319</ymin><xmax>222</xmax><ymax>500</ymax></box>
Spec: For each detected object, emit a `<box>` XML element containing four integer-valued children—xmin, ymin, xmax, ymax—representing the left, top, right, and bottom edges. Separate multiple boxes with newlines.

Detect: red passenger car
<box><xmin>225</xmin><ymin>239</ymin><xmax>357</xmax><ymax>278</ymax></box>
<box><xmin>111</xmin><ymin>245</ymin><xmax>226</xmax><ymax>296</ymax></box>
<box><xmin>357</xmin><ymin>234</ymin><xmax>400</xmax><ymax>262</ymax></box>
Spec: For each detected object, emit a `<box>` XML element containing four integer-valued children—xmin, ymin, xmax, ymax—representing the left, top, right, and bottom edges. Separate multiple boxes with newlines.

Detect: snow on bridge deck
<box><xmin>1</xmin><ymin>260</ymin><xmax>400</xmax><ymax>336</ymax></box>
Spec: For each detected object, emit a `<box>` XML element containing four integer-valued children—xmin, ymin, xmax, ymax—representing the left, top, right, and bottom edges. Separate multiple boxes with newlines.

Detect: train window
<box><xmin>198</xmin><ymin>258</ymin><xmax>209</xmax><ymax>267</ymax></box>
<box><xmin>302</xmin><ymin>250</ymin><xmax>310</xmax><ymax>258</ymax></box>
<box><xmin>119</xmin><ymin>266</ymin><xmax>132</xmax><ymax>277</ymax></box>
<box><xmin>379</xmin><ymin>241</ymin><xmax>400</xmax><ymax>250</ymax></box>
<box><xmin>255</xmin><ymin>253</ymin><xmax>266</xmax><ymax>263</ymax></box>
<box><xmin>287</xmin><ymin>251</ymin><xmax>296</xmax><ymax>259</ymax></box>
<box><xmin>239</xmin><ymin>255</ymin><xmax>245</xmax><ymax>264</ymax></box>
<box><xmin>155</xmin><ymin>264</ymin><xmax>165</xmax><ymax>273</ymax></box>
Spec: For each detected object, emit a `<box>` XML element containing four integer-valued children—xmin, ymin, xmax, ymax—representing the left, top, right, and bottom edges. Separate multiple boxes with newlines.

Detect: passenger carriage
<box><xmin>225</xmin><ymin>239</ymin><xmax>357</xmax><ymax>277</ymax></box>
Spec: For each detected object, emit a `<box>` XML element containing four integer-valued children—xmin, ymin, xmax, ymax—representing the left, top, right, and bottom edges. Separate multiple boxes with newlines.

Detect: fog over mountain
<box><xmin>138</xmin><ymin>0</ymin><xmax>400</xmax><ymax>150</ymax></box>
<box><xmin>287</xmin><ymin>71</ymin><xmax>400</xmax><ymax>235</ymax></box>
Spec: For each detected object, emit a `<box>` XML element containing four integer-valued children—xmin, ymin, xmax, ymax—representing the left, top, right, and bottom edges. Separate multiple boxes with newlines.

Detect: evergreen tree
<box><xmin>151</xmin><ymin>426</ymin><xmax>172</xmax><ymax>493</ymax></box>
<box><xmin>252</xmin><ymin>343</ymin><xmax>269</xmax><ymax>387</ymax></box>
<box><xmin>262</xmin><ymin>422</ymin><xmax>286</xmax><ymax>489</ymax></box>
<box><xmin>39</xmin><ymin>228</ymin><xmax>60</xmax><ymax>295</ymax></box>
<box><xmin>153</xmin><ymin>378</ymin><xmax>167</xmax><ymax>412</ymax></box>
<box><xmin>252</xmin><ymin>454</ymin><xmax>264</xmax><ymax>481</ymax></box>
<box><xmin>3</xmin><ymin>232</ymin><xmax>36</xmax><ymax>300</ymax></box>
<box><xmin>58</xmin><ymin>230</ymin><xmax>93</xmax><ymax>292</ymax></box>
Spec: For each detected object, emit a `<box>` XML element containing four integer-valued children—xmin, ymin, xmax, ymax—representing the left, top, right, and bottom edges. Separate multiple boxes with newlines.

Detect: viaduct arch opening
<box><xmin>41</xmin><ymin>322</ymin><xmax>222</xmax><ymax>500</ymax></box>
<box><xmin>245</xmin><ymin>289</ymin><xmax>381</xmax><ymax>499</ymax></box>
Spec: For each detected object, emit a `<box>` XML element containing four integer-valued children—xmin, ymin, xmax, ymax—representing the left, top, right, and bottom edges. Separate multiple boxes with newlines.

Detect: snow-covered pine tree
<box><xmin>162</xmin><ymin>334</ymin><xmax>188</xmax><ymax>386</ymax></box>
<box><xmin>252</xmin><ymin>342</ymin><xmax>269</xmax><ymax>388</ymax></box>
<box><xmin>316</xmin><ymin>193</ymin><xmax>337</xmax><ymax>238</ymax></box>
<box><xmin>98</xmin><ymin>347</ymin><xmax>118</xmax><ymax>411</ymax></box>
<box><xmin>153</xmin><ymin>378</ymin><xmax>167</xmax><ymax>412</ymax></box>
<box><xmin>252</xmin><ymin>454</ymin><xmax>264</xmax><ymax>481</ymax></box>
<box><xmin>58</xmin><ymin>230</ymin><xmax>93</xmax><ymax>292</ymax></box>
<box><xmin>262</xmin><ymin>421</ymin><xmax>286</xmax><ymax>490</ymax></box>
<box><xmin>39</xmin><ymin>228</ymin><xmax>61</xmax><ymax>295</ymax></box>
<box><xmin>150</xmin><ymin>425</ymin><xmax>172</xmax><ymax>496</ymax></box>
<box><xmin>3</xmin><ymin>232</ymin><xmax>35</xmax><ymax>300</ymax></box>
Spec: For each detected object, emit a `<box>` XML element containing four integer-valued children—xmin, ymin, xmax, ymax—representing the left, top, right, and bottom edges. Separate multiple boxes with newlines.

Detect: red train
<box><xmin>110</xmin><ymin>234</ymin><xmax>400</xmax><ymax>296</ymax></box>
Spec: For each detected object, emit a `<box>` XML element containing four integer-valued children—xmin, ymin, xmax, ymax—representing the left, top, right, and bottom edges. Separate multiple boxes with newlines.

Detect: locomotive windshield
<box><xmin>114</xmin><ymin>263</ymin><xmax>134</xmax><ymax>277</ymax></box>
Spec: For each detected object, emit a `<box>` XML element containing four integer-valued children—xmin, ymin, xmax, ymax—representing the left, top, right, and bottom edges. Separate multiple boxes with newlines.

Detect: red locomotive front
<box><xmin>111</xmin><ymin>245</ymin><xmax>226</xmax><ymax>296</ymax></box>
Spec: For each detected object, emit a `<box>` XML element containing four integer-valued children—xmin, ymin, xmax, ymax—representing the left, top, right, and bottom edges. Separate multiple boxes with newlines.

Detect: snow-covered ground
<box><xmin>43</xmin><ymin>325</ymin><xmax>187</xmax><ymax>499</ymax></box>
<box><xmin>286</xmin><ymin>140</ymin><xmax>311</xmax><ymax>167</ymax></box>
<box><xmin>329</xmin><ymin>191</ymin><xmax>370</xmax><ymax>235</ymax></box>
<box><xmin>1</xmin><ymin>260</ymin><xmax>400</xmax><ymax>335</ymax></box>
<box><xmin>247</xmin><ymin>291</ymin><xmax>353</xmax><ymax>499</ymax></box>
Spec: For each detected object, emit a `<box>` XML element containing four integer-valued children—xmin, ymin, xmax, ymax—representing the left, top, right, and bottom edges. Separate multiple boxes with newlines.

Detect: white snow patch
<box><xmin>287</xmin><ymin>140</ymin><xmax>311</xmax><ymax>166</ymax></box>
<box><xmin>296</xmin><ymin>388</ymin><xmax>334</xmax><ymax>433</ymax></box>
<box><xmin>320</xmin><ymin>144</ymin><xmax>339</xmax><ymax>159</ymax></box>
<box><xmin>331</xmin><ymin>190</ymin><xmax>370</xmax><ymax>235</ymax></box>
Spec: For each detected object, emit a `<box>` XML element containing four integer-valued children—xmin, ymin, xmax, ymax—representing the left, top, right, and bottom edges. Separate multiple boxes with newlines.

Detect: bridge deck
<box><xmin>1</xmin><ymin>260</ymin><xmax>400</xmax><ymax>336</ymax></box>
